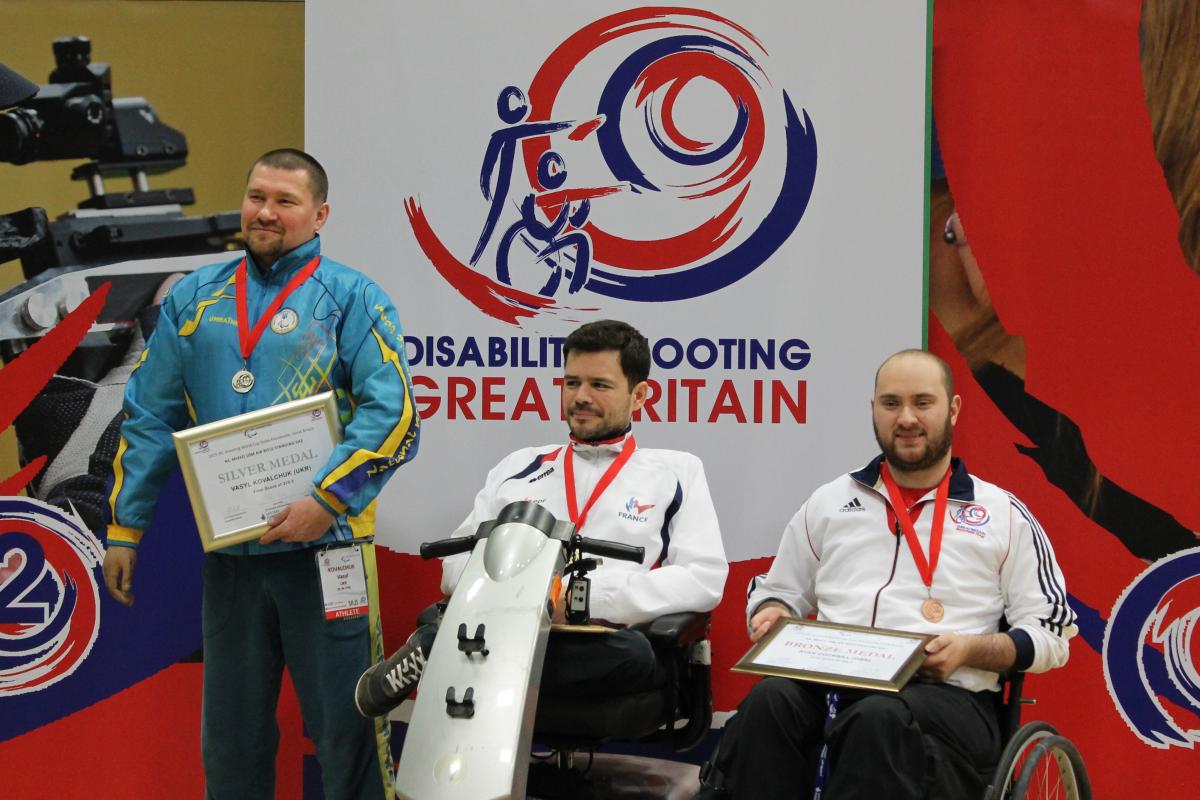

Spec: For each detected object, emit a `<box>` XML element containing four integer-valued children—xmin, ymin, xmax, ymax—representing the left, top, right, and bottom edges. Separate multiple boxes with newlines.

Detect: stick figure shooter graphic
<box><xmin>471</xmin><ymin>86</ymin><xmax>578</xmax><ymax>266</ymax></box>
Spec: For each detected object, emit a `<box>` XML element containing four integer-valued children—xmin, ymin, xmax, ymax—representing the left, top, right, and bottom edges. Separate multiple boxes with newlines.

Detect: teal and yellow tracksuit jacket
<box><xmin>107</xmin><ymin>235</ymin><xmax>420</xmax><ymax>553</ymax></box>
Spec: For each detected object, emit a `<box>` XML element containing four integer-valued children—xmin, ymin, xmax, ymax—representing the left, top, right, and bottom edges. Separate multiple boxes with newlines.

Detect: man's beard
<box><xmin>248</xmin><ymin>240</ymin><xmax>283</xmax><ymax>267</ymax></box>
<box><xmin>874</xmin><ymin>414</ymin><xmax>953</xmax><ymax>473</ymax></box>
<box><xmin>568</xmin><ymin>405</ymin><xmax>630</xmax><ymax>442</ymax></box>
<box><xmin>245</xmin><ymin>226</ymin><xmax>285</xmax><ymax>267</ymax></box>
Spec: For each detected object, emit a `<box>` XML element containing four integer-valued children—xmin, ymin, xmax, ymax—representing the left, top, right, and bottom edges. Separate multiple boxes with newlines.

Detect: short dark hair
<box><xmin>875</xmin><ymin>349</ymin><xmax>954</xmax><ymax>400</ymax></box>
<box><xmin>248</xmin><ymin>148</ymin><xmax>329</xmax><ymax>203</ymax></box>
<box><xmin>563</xmin><ymin>320</ymin><xmax>651</xmax><ymax>387</ymax></box>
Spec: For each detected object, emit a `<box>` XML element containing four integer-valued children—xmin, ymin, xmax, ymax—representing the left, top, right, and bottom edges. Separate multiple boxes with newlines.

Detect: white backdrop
<box><xmin>305</xmin><ymin>1</ymin><xmax>929</xmax><ymax>560</ymax></box>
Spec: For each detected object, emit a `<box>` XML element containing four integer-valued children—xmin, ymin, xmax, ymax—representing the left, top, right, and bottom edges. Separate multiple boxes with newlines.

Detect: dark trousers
<box><xmin>717</xmin><ymin>678</ymin><xmax>1001</xmax><ymax>800</ymax></box>
<box><xmin>415</xmin><ymin>622</ymin><xmax>664</xmax><ymax>697</ymax></box>
<box><xmin>202</xmin><ymin>547</ymin><xmax>393</xmax><ymax>800</ymax></box>
<box><xmin>541</xmin><ymin>628</ymin><xmax>665</xmax><ymax>696</ymax></box>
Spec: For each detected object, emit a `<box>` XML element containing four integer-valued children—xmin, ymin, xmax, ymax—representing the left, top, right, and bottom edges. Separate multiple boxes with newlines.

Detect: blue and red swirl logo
<box><xmin>1103</xmin><ymin>547</ymin><xmax>1200</xmax><ymax>749</ymax></box>
<box><xmin>951</xmin><ymin>504</ymin><xmax>990</xmax><ymax>527</ymax></box>
<box><xmin>0</xmin><ymin>499</ymin><xmax>102</xmax><ymax>696</ymax></box>
<box><xmin>406</xmin><ymin>7</ymin><xmax>818</xmax><ymax>325</ymax></box>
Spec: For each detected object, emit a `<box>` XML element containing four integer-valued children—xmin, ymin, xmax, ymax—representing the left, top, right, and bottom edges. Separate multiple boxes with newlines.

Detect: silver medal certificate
<box><xmin>732</xmin><ymin>618</ymin><xmax>932</xmax><ymax>692</ymax></box>
<box><xmin>172</xmin><ymin>392</ymin><xmax>342</xmax><ymax>551</ymax></box>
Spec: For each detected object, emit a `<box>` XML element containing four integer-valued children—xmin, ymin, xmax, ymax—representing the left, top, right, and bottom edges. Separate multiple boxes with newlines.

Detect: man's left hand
<box><xmin>918</xmin><ymin>631</ymin><xmax>1017</xmax><ymax>682</ymax></box>
<box><xmin>259</xmin><ymin>496</ymin><xmax>334</xmax><ymax>545</ymax></box>
<box><xmin>917</xmin><ymin>633</ymin><xmax>971</xmax><ymax>682</ymax></box>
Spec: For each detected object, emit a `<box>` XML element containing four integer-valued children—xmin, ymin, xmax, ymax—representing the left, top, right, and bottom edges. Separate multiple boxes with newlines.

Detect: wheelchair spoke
<box><xmin>1011</xmin><ymin>734</ymin><xmax>1089</xmax><ymax>800</ymax></box>
<box><xmin>986</xmin><ymin>721</ymin><xmax>1091</xmax><ymax>800</ymax></box>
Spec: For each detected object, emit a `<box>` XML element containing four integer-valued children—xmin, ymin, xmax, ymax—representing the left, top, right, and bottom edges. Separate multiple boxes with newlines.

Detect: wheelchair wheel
<box><xmin>986</xmin><ymin>721</ymin><xmax>1091</xmax><ymax>800</ymax></box>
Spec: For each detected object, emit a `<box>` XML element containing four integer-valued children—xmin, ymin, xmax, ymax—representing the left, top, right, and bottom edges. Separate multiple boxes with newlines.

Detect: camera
<box><xmin>0</xmin><ymin>38</ymin><xmax>243</xmax><ymax>532</ymax></box>
<box><xmin>0</xmin><ymin>36</ymin><xmax>186</xmax><ymax>167</ymax></box>
<box><xmin>0</xmin><ymin>37</ymin><xmax>239</xmax><ymax>281</ymax></box>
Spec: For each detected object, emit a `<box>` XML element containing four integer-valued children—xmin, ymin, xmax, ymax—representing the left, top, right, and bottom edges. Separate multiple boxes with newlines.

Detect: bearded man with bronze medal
<box><xmin>101</xmin><ymin>149</ymin><xmax>419</xmax><ymax>800</ymax></box>
<box><xmin>702</xmin><ymin>350</ymin><xmax>1077</xmax><ymax>800</ymax></box>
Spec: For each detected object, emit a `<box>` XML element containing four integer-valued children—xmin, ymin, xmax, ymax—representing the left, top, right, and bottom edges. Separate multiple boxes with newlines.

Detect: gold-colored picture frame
<box><xmin>172</xmin><ymin>391</ymin><xmax>342</xmax><ymax>552</ymax></box>
<box><xmin>732</xmin><ymin>617</ymin><xmax>932</xmax><ymax>692</ymax></box>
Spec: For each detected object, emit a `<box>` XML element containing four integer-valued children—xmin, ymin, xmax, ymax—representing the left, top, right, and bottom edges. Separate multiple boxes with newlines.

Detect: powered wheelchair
<box><xmin>385</xmin><ymin>501</ymin><xmax>714</xmax><ymax>799</ymax></box>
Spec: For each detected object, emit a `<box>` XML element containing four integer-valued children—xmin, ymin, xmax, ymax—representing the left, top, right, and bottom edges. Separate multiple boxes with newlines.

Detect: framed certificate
<box><xmin>732</xmin><ymin>617</ymin><xmax>932</xmax><ymax>692</ymax></box>
<box><xmin>172</xmin><ymin>392</ymin><xmax>342</xmax><ymax>551</ymax></box>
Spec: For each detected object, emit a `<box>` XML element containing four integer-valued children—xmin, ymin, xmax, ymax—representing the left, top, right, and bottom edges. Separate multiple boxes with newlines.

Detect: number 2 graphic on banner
<box><xmin>0</xmin><ymin>500</ymin><xmax>103</xmax><ymax>696</ymax></box>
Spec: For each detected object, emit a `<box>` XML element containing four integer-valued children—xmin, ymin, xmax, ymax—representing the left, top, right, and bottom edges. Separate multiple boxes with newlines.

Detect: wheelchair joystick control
<box><xmin>457</xmin><ymin>623</ymin><xmax>489</xmax><ymax>657</ymax></box>
<box><xmin>445</xmin><ymin>686</ymin><xmax>475</xmax><ymax>719</ymax></box>
<box><xmin>564</xmin><ymin>557</ymin><xmax>599</xmax><ymax>625</ymax></box>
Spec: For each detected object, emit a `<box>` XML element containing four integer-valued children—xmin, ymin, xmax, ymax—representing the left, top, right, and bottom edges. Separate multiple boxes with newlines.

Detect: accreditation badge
<box><xmin>316</xmin><ymin>543</ymin><xmax>368</xmax><ymax>620</ymax></box>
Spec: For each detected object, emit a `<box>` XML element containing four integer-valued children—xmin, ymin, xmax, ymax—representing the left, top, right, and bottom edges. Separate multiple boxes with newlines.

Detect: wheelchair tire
<box><xmin>985</xmin><ymin>721</ymin><xmax>1057</xmax><ymax>800</ymax></box>
<box><xmin>986</xmin><ymin>722</ymin><xmax>1091</xmax><ymax>800</ymax></box>
<box><xmin>1010</xmin><ymin>734</ymin><xmax>1090</xmax><ymax>799</ymax></box>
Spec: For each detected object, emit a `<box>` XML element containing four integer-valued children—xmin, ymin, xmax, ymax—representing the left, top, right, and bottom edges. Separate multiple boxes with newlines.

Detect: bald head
<box><xmin>874</xmin><ymin>349</ymin><xmax>954</xmax><ymax>402</ymax></box>
<box><xmin>871</xmin><ymin>349</ymin><xmax>961</xmax><ymax>485</ymax></box>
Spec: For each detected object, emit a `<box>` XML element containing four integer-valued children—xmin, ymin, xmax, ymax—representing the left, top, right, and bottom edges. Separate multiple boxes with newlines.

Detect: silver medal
<box><xmin>232</xmin><ymin>369</ymin><xmax>255</xmax><ymax>393</ymax></box>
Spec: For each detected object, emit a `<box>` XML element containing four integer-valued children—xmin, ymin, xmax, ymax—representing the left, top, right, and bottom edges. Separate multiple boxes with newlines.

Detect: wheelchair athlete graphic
<box><xmin>497</xmin><ymin>150</ymin><xmax>608</xmax><ymax>298</ymax></box>
<box><xmin>470</xmin><ymin>86</ymin><xmax>622</xmax><ymax>300</ymax></box>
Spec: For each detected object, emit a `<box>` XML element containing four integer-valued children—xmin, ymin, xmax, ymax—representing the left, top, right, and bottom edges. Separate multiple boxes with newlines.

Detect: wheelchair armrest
<box><xmin>630</xmin><ymin>611</ymin><xmax>710</xmax><ymax>648</ymax></box>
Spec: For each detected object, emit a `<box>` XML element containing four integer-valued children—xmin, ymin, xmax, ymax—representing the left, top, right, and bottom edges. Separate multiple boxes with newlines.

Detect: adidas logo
<box><xmin>382</xmin><ymin>646</ymin><xmax>426</xmax><ymax>696</ymax></box>
<box><xmin>839</xmin><ymin>497</ymin><xmax>865</xmax><ymax>512</ymax></box>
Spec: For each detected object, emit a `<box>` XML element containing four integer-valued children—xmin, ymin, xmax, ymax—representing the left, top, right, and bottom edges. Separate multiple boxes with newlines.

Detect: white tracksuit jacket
<box><xmin>441</xmin><ymin>430</ymin><xmax>728</xmax><ymax>625</ymax></box>
<box><xmin>747</xmin><ymin>455</ymin><xmax>1077</xmax><ymax>692</ymax></box>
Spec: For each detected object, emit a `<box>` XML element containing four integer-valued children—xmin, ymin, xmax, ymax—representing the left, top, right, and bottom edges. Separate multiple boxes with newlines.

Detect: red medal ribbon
<box><xmin>880</xmin><ymin>462</ymin><xmax>951</xmax><ymax>592</ymax></box>
<box><xmin>564</xmin><ymin>436</ymin><xmax>637</xmax><ymax>532</ymax></box>
<box><xmin>234</xmin><ymin>255</ymin><xmax>321</xmax><ymax>359</ymax></box>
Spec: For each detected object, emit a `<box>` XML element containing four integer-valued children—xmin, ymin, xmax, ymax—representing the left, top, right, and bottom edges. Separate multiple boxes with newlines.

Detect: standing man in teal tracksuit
<box><xmin>102</xmin><ymin>149</ymin><xmax>420</xmax><ymax>799</ymax></box>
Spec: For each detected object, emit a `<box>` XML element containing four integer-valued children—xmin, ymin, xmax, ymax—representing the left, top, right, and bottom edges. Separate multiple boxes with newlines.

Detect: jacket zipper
<box><xmin>870</xmin><ymin>517</ymin><xmax>903</xmax><ymax>626</ymax></box>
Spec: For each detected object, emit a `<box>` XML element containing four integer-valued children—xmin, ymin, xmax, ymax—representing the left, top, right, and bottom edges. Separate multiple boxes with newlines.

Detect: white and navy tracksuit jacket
<box><xmin>747</xmin><ymin>455</ymin><xmax>1076</xmax><ymax>692</ymax></box>
<box><xmin>441</xmin><ymin>431</ymin><xmax>728</xmax><ymax>626</ymax></box>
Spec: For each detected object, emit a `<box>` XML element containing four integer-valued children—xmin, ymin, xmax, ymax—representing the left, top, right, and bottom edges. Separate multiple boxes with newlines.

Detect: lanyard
<box><xmin>563</xmin><ymin>436</ymin><xmax>637</xmax><ymax>532</ymax></box>
<box><xmin>234</xmin><ymin>255</ymin><xmax>321</xmax><ymax>359</ymax></box>
<box><xmin>812</xmin><ymin>690</ymin><xmax>840</xmax><ymax>800</ymax></box>
<box><xmin>880</xmin><ymin>462</ymin><xmax>950</xmax><ymax>592</ymax></box>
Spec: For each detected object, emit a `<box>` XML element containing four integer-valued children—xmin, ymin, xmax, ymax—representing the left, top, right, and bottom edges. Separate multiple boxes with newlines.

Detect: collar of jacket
<box><xmin>568</xmin><ymin>426</ymin><xmax>633</xmax><ymax>460</ymax></box>
<box><xmin>850</xmin><ymin>453</ymin><xmax>975</xmax><ymax>502</ymax></box>
<box><xmin>248</xmin><ymin>235</ymin><xmax>322</xmax><ymax>283</ymax></box>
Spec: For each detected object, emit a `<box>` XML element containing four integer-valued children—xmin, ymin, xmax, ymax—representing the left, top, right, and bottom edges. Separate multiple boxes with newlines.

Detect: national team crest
<box><xmin>0</xmin><ymin>498</ymin><xmax>103</xmax><ymax>696</ymax></box>
<box><xmin>626</xmin><ymin>497</ymin><xmax>655</xmax><ymax>515</ymax></box>
<box><xmin>270</xmin><ymin>307</ymin><xmax>299</xmax><ymax>334</ymax></box>
<box><xmin>951</xmin><ymin>504</ymin><xmax>990</xmax><ymax>527</ymax></box>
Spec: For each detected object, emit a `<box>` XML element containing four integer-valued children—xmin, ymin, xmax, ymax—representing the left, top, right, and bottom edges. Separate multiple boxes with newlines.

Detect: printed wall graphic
<box><xmin>7</xmin><ymin>2</ymin><xmax>1195</xmax><ymax>799</ymax></box>
<box><xmin>405</xmin><ymin>8</ymin><xmax>819</xmax><ymax>323</ymax></box>
<box><xmin>0</xmin><ymin>498</ymin><xmax>102</xmax><ymax>696</ymax></box>
<box><xmin>308</xmin><ymin>1</ymin><xmax>929</xmax><ymax>563</ymax></box>
<box><xmin>933</xmin><ymin>1</ymin><xmax>1200</xmax><ymax>795</ymax></box>
<box><xmin>1103</xmin><ymin>548</ymin><xmax>1200</xmax><ymax>750</ymax></box>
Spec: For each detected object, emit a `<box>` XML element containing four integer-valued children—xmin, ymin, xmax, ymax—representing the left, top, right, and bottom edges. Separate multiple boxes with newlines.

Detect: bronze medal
<box><xmin>881</xmin><ymin>464</ymin><xmax>953</xmax><ymax>627</ymax></box>
<box><xmin>921</xmin><ymin>597</ymin><xmax>945</xmax><ymax>623</ymax></box>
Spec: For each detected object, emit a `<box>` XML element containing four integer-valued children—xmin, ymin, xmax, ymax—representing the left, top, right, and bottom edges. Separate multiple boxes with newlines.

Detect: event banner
<box><xmin>306</xmin><ymin>1</ymin><xmax>930</xmax><ymax>558</ymax></box>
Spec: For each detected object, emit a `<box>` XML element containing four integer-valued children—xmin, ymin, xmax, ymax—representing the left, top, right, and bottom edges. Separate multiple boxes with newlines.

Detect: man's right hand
<box><xmin>749</xmin><ymin>602</ymin><xmax>790</xmax><ymax>642</ymax></box>
<box><xmin>103</xmin><ymin>546</ymin><xmax>137</xmax><ymax>606</ymax></box>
